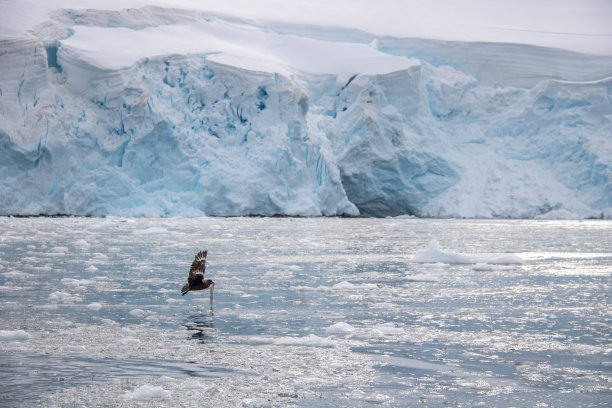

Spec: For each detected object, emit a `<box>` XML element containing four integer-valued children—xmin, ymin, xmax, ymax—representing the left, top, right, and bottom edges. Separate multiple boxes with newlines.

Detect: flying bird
<box><xmin>181</xmin><ymin>251</ymin><xmax>215</xmax><ymax>306</ymax></box>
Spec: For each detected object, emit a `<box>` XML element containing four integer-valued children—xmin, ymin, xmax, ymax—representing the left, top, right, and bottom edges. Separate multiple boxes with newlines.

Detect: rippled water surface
<box><xmin>0</xmin><ymin>217</ymin><xmax>610</xmax><ymax>406</ymax></box>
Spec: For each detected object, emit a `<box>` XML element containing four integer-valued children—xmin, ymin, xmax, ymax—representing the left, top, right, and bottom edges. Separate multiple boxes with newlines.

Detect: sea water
<box><xmin>0</xmin><ymin>217</ymin><xmax>610</xmax><ymax>407</ymax></box>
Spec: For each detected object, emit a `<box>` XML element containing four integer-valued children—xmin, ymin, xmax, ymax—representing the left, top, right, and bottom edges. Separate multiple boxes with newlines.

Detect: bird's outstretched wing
<box><xmin>188</xmin><ymin>250</ymin><xmax>207</xmax><ymax>280</ymax></box>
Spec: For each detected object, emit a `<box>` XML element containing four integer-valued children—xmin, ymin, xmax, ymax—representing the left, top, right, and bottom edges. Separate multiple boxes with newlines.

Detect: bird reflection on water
<box><xmin>184</xmin><ymin>311</ymin><xmax>214</xmax><ymax>343</ymax></box>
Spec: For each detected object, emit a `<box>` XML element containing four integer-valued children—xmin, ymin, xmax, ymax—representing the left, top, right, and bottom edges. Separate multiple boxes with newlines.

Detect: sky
<box><xmin>1</xmin><ymin>0</ymin><xmax>612</xmax><ymax>55</ymax></box>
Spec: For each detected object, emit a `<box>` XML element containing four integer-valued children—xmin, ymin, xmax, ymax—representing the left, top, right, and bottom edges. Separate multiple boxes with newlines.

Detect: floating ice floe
<box><xmin>412</xmin><ymin>240</ymin><xmax>524</xmax><ymax>264</ymax></box>
<box><xmin>90</xmin><ymin>220</ymin><xmax>117</xmax><ymax>229</ymax></box>
<box><xmin>129</xmin><ymin>308</ymin><xmax>148</xmax><ymax>317</ymax></box>
<box><xmin>0</xmin><ymin>330</ymin><xmax>30</xmax><ymax>342</ymax></box>
<box><xmin>127</xmin><ymin>385</ymin><xmax>171</xmax><ymax>400</ymax></box>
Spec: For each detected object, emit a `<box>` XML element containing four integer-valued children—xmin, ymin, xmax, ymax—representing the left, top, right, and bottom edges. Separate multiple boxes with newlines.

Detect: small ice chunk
<box><xmin>184</xmin><ymin>380</ymin><xmax>202</xmax><ymax>389</ymax></box>
<box><xmin>86</xmin><ymin>265</ymin><xmax>98</xmax><ymax>272</ymax></box>
<box><xmin>92</xmin><ymin>253</ymin><xmax>108</xmax><ymax>261</ymax></box>
<box><xmin>91</xmin><ymin>220</ymin><xmax>116</xmax><ymax>229</ymax></box>
<box><xmin>86</xmin><ymin>302</ymin><xmax>103</xmax><ymax>311</ymax></box>
<box><xmin>325</xmin><ymin>322</ymin><xmax>355</xmax><ymax>336</ymax></box>
<box><xmin>127</xmin><ymin>385</ymin><xmax>170</xmax><ymax>400</ymax></box>
<box><xmin>413</xmin><ymin>240</ymin><xmax>523</xmax><ymax>264</ymax></box>
<box><xmin>0</xmin><ymin>330</ymin><xmax>30</xmax><ymax>342</ymax></box>
<box><xmin>101</xmin><ymin>318</ymin><xmax>118</xmax><ymax>326</ymax></box>
<box><xmin>129</xmin><ymin>308</ymin><xmax>147</xmax><ymax>317</ymax></box>
<box><xmin>2</xmin><ymin>271</ymin><xmax>25</xmax><ymax>280</ymax></box>
<box><xmin>245</xmin><ymin>336</ymin><xmax>275</xmax><ymax>345</ymax></box>
<box><xmin>49</xmin><ymin>291</ymin><xmax>80</xmax><ymax>303</ymax></box>
<box><xmin>118</xmin><ymin>337</ymin><xmax>140</xmax><ymax>345</ymax></box>
<box><xmin>371</xmin><ymin>323</ymin><xmax>404</xmax><ymax>336</ymax></box>
<box><xmin>404</xmin><ymin>273</ymin><xmax>439</xmax><ymax>282</ymax></box>
<box><xmin>73</xmin><ymin>239</ymin><xmax>90</xmax><ymax>249</ymax></box>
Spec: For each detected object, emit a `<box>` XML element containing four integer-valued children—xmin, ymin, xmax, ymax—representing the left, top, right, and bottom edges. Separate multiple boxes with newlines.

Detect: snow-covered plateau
<box><xmin>1</xmin><ymin>2</ymin><xmax>611</xmax><ymax>218</ymax></box>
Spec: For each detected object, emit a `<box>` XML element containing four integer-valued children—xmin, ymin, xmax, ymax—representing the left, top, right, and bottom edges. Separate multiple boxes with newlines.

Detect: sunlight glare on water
<box><xmin>0</xmin><ymin>217</ymin><xmax>610</xmax><ymax>406</ymax></box>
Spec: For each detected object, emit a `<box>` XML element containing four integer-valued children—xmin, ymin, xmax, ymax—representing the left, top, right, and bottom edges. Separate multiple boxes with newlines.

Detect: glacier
<box><xmin>1</xmin><ymin>3</ymin><xmax>611</xmax><ymax>218</ymax></box>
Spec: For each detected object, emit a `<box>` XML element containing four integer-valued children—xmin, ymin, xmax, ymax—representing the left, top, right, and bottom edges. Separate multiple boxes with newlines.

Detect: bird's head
<box><xmin>204</xmin><ymin>279</ymin><xmax>215</xmax><ymax>288</ymax></box>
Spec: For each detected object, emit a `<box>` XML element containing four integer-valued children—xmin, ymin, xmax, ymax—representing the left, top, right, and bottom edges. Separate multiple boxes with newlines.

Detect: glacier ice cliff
<box><xmin>1</xmin><ymin>6</ymin><xmax>611</xmax><ymax>218</ymax></box>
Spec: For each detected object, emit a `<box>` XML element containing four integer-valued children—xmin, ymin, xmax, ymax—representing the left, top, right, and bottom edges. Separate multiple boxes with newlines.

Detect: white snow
<box><xmin>2</xmin><ymin>1</ymin><xmax>611</xmax><ymax>55</ymax></box>
<box><xmin>0</xmin><ymin>330</ymin><xmax>30</xmax><ymax>342</ymax></box>
<box><xmin>0</xmin><ymin>1</ymin><xmax>611</xmax><ymax>218</ymax></box>
<box><xmin>413</xmin><ymin>240</ymin><xmax>524</xmax><ymax>264</ymax></box>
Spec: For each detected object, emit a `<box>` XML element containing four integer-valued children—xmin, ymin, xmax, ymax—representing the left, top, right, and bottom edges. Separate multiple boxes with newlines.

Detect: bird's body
<box><xmin>181</xmin><ymin>250</ymin><xmax>215</xmax><ymax>296</ymax></box>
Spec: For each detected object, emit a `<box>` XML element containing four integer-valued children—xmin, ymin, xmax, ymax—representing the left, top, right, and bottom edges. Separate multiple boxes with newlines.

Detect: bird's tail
<box><xmin>181</xmin><ymin>283</ymin><xmax>190</xmax><ymax>296</ymax></box>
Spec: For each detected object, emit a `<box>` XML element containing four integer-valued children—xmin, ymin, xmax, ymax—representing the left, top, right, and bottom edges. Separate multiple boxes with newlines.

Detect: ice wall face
<box><xmin>1</xmin><ymin>7</ymin><xmax>611</xmax><ymax>218</ymax></box>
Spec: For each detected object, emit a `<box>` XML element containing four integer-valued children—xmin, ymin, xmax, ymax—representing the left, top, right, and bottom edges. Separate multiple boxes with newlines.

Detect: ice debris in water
<box><xmin>412</xmin><ymin>240</ymin><xmax>524</xmax><ymax>264</ymax></box>
<box><xmin>0</xmin><ymin>330</ymin><xmax>30</xmax><ymax>342</ymax></box>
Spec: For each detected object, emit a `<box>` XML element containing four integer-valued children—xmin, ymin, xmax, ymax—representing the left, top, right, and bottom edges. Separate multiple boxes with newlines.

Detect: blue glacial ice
<box><xmin>0</xmin><ymin>6</ymin><xmax>611</xmax><ymax>218</ymax></box>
